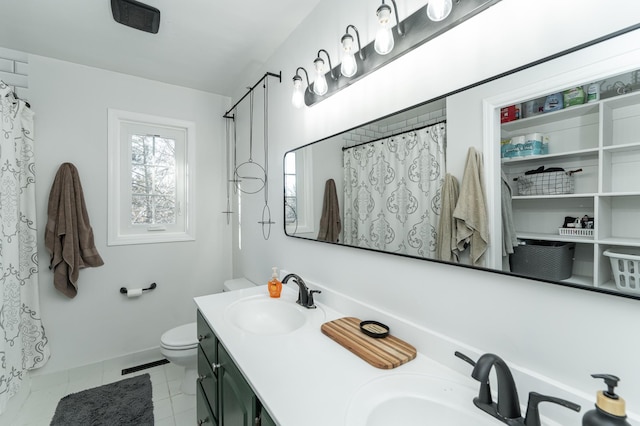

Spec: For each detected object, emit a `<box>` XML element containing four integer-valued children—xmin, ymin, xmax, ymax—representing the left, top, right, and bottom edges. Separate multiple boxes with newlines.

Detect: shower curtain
<box><xmin>0</xmin><ymin>82</ymin><xmax>50</xmax><ymax>414</ymax></box>
<box><xmin>343</xmin><ymin>123</ymin><xmax>446</xmax><ymax>258</ymax></box>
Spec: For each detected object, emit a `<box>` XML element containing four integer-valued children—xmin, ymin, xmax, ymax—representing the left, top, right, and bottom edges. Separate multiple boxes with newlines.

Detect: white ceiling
<box><xmin>0</xmin><ymin>0</ymin><xmax>322</xmax><ymax>96</ymax></box>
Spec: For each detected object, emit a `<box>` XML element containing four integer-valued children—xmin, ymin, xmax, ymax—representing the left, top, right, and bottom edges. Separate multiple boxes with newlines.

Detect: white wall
<box><xmin>233</xmin><ymin>0</ymin><xmax>640</xmax><ymax>419</ymax></box>
<box><xmin>27</xmin><ymin>55</ymin><xmax>231</xmax><ymax>373</ymax></box>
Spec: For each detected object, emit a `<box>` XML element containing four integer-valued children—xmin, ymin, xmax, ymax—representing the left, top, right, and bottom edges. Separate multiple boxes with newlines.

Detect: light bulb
<box><xmin>291</xmin><ymin>77</ymin><xmax>304</xmax><ymax>108</ymax></box>
<box><xmin>313</xmin><ymin>57</ymin><xmax>328</xmax><ymax>96</ymax></box>
<box><xmin>374</xmin><ymin>5</ymin><xmax>394</xmax><ymax>55</ymax></box>
<box><xmin>427</xmin><ymin>0</ymin><xmax>453</xmax><ymax>21</ymax></box>
<box><xmin>340</xmin><ymin>34</ymin><xmax>357</xmax><ymax>78</ymax></box>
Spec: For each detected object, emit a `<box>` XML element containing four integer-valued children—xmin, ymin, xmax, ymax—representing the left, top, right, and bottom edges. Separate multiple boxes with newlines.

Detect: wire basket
<box><xmin>603</xmin><ymin>248</ymin><xmax>640</xmax><ymax>294</ymax></box>
<box><xmin>558</xmin><ymin>228</ymin><xmax>594</xmax><ymax>237</ymax></box>
<box><xmin>516</xmin><ymin>170</ymin><xmax>578</xmax><ymax>196</ymax></box>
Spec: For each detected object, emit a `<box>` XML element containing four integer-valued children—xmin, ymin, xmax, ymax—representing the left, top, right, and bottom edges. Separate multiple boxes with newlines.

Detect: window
<box><xmin>284</xmin><ymin>150</ymin><xmax>314</xmax><ymax>235</ymax></box>
<box><xmin>108</xmin><ymin>109</ymin><xmax>195</xmax><ymax>245</ymax></box>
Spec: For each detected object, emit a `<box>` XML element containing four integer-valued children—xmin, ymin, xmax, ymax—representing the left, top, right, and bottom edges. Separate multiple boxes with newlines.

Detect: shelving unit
<box><xmin>501</xmin><ymin>90</ymin><xmax>640</xmax><ymax>294</ymax></box>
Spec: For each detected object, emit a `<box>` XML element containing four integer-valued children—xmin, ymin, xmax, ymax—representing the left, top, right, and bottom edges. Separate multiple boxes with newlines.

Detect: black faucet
<box><xmin>455</xmin><ymin>351</ymin><xmax>580</xmax><ymax>426</ymax></box>
<box><xmin>523</xmin><ymin>392</ymin><xmax>580</xmax><ymax>426</ymax></box>
<box><xmin>281</xmin><ymin>273</ymin><xmax>321</xmax><ymax>309</ymax></box>
<box><xmin>472</xmin><ymin>353</ymin><xmax>522</xmax><ymax>421</ymax></box>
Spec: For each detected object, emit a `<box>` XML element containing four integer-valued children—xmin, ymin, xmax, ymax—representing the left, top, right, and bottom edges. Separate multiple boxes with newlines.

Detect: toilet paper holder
<box><xmin>120</xmin><ymin>282</ymin><xmax>157</xmax><ymax>294</ymax></box>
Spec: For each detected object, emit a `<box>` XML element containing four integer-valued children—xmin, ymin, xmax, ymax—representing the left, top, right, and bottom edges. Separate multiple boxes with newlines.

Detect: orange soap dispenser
<box><xmin>268</xmin><ymin>267</ymin><xmax>282</xmax><ymax>298</ymax></box>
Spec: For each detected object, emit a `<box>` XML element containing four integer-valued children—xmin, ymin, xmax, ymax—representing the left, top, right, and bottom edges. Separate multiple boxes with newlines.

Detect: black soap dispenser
<box><xmin>583</xmin><ymin>374</ymin><xmax>631</xmax><ymax>426</ymax></box>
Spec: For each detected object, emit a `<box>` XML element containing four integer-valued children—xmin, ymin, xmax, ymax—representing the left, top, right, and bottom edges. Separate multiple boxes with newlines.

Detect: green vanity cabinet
<box><xmin>260</xmin><ymin>407</ymin><xmax>277</xmax><ymax>426</ymax></box>
<box><xmin>197</xmin><ymin>385</ymin><xmax>217</xmax><ymax>425</ymax></box>
<box><xmin>197</xmin><ymin>311</ymin><xmax>219</xmax><ymax>425</ymax></box>
<box><xmin>197</xmin><ymin>310</ymin><xmax>278</xmax><ymax>426</ymax></box>
<box><xmin>218</xmin><ymin>343</ymin><xmax>258</xmax><ymax>425</ymax></box>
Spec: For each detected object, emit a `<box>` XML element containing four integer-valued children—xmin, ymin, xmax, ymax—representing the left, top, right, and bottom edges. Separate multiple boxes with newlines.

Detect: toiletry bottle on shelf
<box><xmin>587</xmin><ymin>83</ymin><xmax>601</xmax><ymax>103</ymax></box>
<box><xmin>582</xmin><ymin>374</ymin><xmax>631</xmax><ymax>426</ymax></box>
<box><xmin>268</xmin><ymin>267</ymin><xmax>282</xmax><ymax>298</ymax></box>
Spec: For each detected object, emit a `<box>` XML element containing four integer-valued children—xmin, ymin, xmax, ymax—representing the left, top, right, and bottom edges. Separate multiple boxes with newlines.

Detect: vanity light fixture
<box><xmin>293</xmin><ymin>0</ymin><xmax>502</xmax><ymax>108</ymax></box>
<box><xmin>291</xmin><ymin>67</ymin><xmax>310</xmax><ymax>109</ymax></box>
<box><xmin>426</xmin><ymin>0</ymin><xmax>454</xmax><ymax>21</ymax></box>
<box><xmin>312</xmin><ymin>49</ymin><xmax>337</xmax><ymax>96</ymax></box>
<box><xmin>374</xmin><ymin>0</ymin><xmax>404</xmax><ymax>55</ymax></box>
<box><xmin>341</xmin><ymin>25</ymin><xmax>365</xmax><ymax>78</ymax></box>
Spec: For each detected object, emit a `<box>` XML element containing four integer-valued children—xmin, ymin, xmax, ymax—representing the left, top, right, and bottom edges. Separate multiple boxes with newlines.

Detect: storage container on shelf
<box><xmin>603</xmin><ymin>248</ymin><xmax>640</xmax><ymax>294</ymax></box>
<box><xmin>510</xmin><ymin>240</ymin><xmax>576</xmax><ymax>281</ymax></box>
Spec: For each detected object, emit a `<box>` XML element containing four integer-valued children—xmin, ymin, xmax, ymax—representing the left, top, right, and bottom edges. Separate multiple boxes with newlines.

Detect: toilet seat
<box><xmin>161</xmin><ymin>322</ymin><xmax>197</xmax><ymax>350</ymax></box>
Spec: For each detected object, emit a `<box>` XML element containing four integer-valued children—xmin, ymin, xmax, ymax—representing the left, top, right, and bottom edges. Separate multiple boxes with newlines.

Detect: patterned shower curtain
<box><xmin>343</xmin><ymin>123</ymin><xmax>446</xmax><ymax>258</ymax></box>
<box><xmin>0</xmin><ymin>82</ymin><xmax>50</xmax><ymax>414</ymax></box>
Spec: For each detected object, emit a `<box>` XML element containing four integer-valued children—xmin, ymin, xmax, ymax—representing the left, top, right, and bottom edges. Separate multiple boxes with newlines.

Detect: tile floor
<box><xmin>9</xmin><ymin>354</ymin><xmax>195</xmax><ymax>426</ymax></box>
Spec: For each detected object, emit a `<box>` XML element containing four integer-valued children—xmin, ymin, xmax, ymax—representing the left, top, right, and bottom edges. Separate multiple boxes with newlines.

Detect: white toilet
<box><xmin>160</xmin><ymin>278</ymin><xmax>256</xmax><ymax>395</ymax></box>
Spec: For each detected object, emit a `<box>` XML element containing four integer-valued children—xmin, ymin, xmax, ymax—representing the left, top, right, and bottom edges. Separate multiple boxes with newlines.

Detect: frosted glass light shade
<box><xmin>427</xmin><ymin>0</ymin><xmax>453</xmax><ymax>21</ymax></box>
<box><xmin>291</xmin><ymin>78</ymin><xmax>304</xmax><ymax>108</ymax></box>
<box><xmin>341</xmin><ymin>35</ymin><xmax>357</xmax><ymax>77</ymax></box>
<box><xmin>374</xmin><ymin>5</ymin><xmax>394</xmax><ymax>55</ymax></box>
<box><xmin>313</xmin><ymin>58</ymin><xmax>328</xmax><ymax>96</ymax></box>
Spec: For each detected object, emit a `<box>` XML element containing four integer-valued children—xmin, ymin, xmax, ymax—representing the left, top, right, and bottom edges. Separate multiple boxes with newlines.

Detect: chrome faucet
<box><xmin>281</xmin><ymin>273</ymin><xmax>321</xmax><ymax>309</ymax></box>
<box><xmin>455</xmin><ymin>351</ymin><xmax>580</xmax><ymax>426</ymax></box>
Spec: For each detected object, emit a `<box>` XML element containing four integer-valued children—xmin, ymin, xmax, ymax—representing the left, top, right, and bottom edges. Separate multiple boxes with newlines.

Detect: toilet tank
<box><xmin>223</xmin><ymin>277</ymin><xmax>257</xmax><ymax>292</ymax></box>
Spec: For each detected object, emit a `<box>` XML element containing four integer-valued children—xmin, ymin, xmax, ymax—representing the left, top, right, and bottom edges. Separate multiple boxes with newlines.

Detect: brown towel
<box><xmin>45</xmin><ymin>163</ymin><xmax>104</xmax><ymax>298</ymax></box>
<box><xmin>317</xmin><ymin>179</ymin><xmax>341</xmax><ymax>243</ymax></box>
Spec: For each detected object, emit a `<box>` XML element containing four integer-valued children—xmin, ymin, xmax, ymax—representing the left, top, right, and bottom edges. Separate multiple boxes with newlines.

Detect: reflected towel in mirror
<box><xmin>436</xmin><ymin>173</ymin><xmax>460</xmax><ymax>263</ymax></box>
<box><xmin>317</xmin><ymin>178</ymin><xmax>341</xmax><ymax>243</ymax></box>
<box><xmin>453</xmin><ymin>147</ymin><xmax>488</xmax><ymax>265</ymax></box>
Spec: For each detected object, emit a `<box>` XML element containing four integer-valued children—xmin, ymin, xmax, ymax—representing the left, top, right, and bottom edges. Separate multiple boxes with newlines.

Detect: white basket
<box><xmin>558</xmin><ymin>228</ymin><xmax>594</xmax><ymax>237</ymax></box>
<box><xmin>603</xmin><ymin>248</ymin><xmax>640</xmax><ymax>294</ymax></box>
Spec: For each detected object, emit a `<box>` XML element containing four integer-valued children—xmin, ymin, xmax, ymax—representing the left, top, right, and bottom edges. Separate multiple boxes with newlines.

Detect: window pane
<box><xmin>153</xmin><ymin>166</ymin><xmax>176</xmax><ymax>195</ymax></box>
<box><xmin>284</xmin><ymin>175</ymin><xmax>297</xmax><ymax>197</ymax></box>
<box><xmin>131</xmin><ymin>195</ymin><xmax>176</xmax><ymax>225</ymax></box>
<box><xmin>284</xmin><ymin>152</ymin><xmax>296</xmax><ymax>174</ymax></box>
<box><xmin>130</xmin><ymin>135</ymin><xmax>177</xmax><ymax>225</ymax></box>
<box><xmin>131</xmin><ymin>195</ymin><xmax>151</xmax><ymax>224</ymax></box>
<box><xmin>153</xmin><ymin>196</ymin><xmax>176</xmax><ymax>224</ymax></box>
<box><xmin>285</xmin><ymin>197</ymin><xmax>297</xmax><ymax>224</ymax></box>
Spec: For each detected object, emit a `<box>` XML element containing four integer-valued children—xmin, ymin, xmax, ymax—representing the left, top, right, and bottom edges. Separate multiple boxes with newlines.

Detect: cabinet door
<box><xmin>197</xmin><ymin>382</ymin><xmax>218</xmax><ymax>426</ymax></box>
<box><xmin>260</xmin><ymin>407</ymin><xmax>277</xmax><ymax>426</ymax></box>
<box><xmin>198</xmin><ymin>346</ymin><xmax>219</xmax><ymax>421</ymax></box>
<box><xmin>218</xmin><ymin>343</ymin><xmax>257</xmax><ymax>426</ymax></box>
<box><xmin>197</xmin><ymin>310</ymin><xmax>217</xmax><ymax>364</ymax></box>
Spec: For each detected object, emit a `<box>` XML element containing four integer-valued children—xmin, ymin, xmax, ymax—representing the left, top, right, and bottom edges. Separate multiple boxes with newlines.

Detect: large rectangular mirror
<box><xmin>284</xmin><ymin>26</ymin><xmax>640</xmax><ymax>300</ymax></box>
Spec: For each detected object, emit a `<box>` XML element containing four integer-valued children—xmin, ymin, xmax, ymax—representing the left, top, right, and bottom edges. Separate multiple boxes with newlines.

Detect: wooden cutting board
<box><xmin>321</xmin><ymin>317</ymin><xmax>417</xmax><ymax>369</ymax></box>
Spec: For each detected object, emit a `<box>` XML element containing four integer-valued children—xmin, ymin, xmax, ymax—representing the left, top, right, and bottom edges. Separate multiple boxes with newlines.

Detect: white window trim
<box><xmin>285</xmin><ymin>149</ymin><xmax>315</xmax><ymax>235</ymax></box>
<box><xmin>107</xmin><ymin>109</ymin><xmax>196</xmax><ymax>245</ymax></box>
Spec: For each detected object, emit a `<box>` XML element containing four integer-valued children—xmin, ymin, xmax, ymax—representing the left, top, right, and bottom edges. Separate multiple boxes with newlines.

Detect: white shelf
<box><xmin>512</xmin><ymin>193</ymin><xmax>598</xmax><ymax>200</ymax></box>
<box><xmin>602</xmin><ymin>142</ymin><xmax>640</xmax><ymax>153</ymax></box>
<box><xmin>598</xmin><ymin>237</ymin><xmax>640</xmax><ymax>247</ymax></box>
<box><xmin>503</xmin><ymin>80</ymin><xmax>640</xmax><ymax>289</ymax></box>
<box><xmin>501</xmin><ymin>102</ymin><xmax>599</xmax><ymax>132</ymax></box>
<box><xmin>501</xmin><ymin>148</ymin><xmax>598</xmax><ymax>165</ymax></box>
<box><xmin>561</xmin><ymin>274</ymin><xmax>594</xmax><ymax>287</ymax></box>
<box><xmin>515</xmin><ymin>232</ymin><xmax>594</xmax><ymax>244</ymax></box>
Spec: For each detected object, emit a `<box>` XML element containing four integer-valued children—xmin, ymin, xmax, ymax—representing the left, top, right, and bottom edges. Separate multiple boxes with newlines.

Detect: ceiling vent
<box><xmin>111</xmin><ymin>0</ymin><xmax>160</xmax><ymax>34</ymax></box>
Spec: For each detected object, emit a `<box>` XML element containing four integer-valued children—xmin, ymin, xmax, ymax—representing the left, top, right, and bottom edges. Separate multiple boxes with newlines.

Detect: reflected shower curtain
<box><xmin>343</xmin><ymin>123</ymin><xmax>446</xmax><ymax>258</ymax></box>
<box><xmin>0</xmin><ymin>82</ymin><xmax>50</xmax><ymax>414</ymax></box>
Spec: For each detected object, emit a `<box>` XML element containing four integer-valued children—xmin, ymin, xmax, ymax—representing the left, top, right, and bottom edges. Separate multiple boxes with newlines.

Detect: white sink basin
<box><xmin>224</xmin><ymin>295</ymin><xmax>323</xmax><ymax>335</ymax></box>
<box><xmin>345</xmin><ymin>374</ymin><xmax>501</xmax><ymax>426</ymax></box>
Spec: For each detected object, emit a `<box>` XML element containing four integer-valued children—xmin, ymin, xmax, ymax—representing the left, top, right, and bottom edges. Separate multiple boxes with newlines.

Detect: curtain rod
<box><xmin>342</xmin><ymin>119</ymin><xmax>446</xmax><ymax>151</ymax></box>
<box><xmin>222</xmin><ymin>71</ymin><xmax>282</xmax><ymax>119</ymax></box>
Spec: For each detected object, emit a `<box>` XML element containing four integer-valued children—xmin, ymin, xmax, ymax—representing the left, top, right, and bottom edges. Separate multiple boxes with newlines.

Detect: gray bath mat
<box><xmin>50</xmin><ymin>373</ymin><xmax>154</xmax><ymax>426</ymax></box>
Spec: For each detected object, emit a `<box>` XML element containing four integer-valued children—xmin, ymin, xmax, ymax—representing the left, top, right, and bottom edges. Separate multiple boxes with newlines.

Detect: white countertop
<box><xmin>194</xmin><ymin>284</ymin><xmax>499</xmax><ymax>426</ymax></box>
